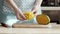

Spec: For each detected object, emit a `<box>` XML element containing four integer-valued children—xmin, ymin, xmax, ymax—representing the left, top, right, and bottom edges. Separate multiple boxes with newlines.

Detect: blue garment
<box><xmin>0</xmin><ymin>0</ymin><xmax>42</xmax><ymax>27</ymax></box>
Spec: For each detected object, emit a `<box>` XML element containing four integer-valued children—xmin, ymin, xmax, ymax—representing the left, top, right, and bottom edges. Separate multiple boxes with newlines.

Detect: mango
<box><xmin>24</xmin><ymin>11</ymin><xmax>35</xmax><ymax>20</ymax></box>
<box><xmin>36</xmin><ymin>14</ymin><xmax>50</xmax><ymax>25</ymax></box>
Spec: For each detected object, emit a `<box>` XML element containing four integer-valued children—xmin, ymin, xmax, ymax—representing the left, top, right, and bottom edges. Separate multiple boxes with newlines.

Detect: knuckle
<box><xmin>17</xmin><ymin>17</ymin><xmax>19</xmax><ymax>20</ymax></box>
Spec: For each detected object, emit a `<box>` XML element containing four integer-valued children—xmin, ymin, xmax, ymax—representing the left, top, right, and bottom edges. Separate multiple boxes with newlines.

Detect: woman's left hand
<box><xmin>32</xmin><ymin>7</ymin><xmax>37</xmax><ymax>15</ymax></box>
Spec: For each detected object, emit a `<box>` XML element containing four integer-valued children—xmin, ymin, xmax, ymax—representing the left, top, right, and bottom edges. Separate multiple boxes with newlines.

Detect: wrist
<box><xmin>14</xmin><ymin>8</ymin><xmax>21</xmax><ymax>12</ymax></box>
<box><xmin>32</xmin><ymin>6</ymin><xmax>37</xmax><ymax>11</ymax></box>
<box><xmin>14</xmin><ymin>8</ymin><xmax>22</xmax><ymax>15</ymax></box>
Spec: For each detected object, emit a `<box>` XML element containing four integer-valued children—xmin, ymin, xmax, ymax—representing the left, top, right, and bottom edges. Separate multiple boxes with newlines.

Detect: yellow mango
<box><xmin>24</xmin><ymin>11</ymin><xmax>35</xmax><ymax>20</ymax></box>
<box><xmin>36</xmin><ymin>14</ymin><xmax>50</xmax><ymax>25</ymax></box>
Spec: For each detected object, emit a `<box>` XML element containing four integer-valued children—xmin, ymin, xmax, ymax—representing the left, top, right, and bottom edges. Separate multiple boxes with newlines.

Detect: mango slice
<box><xmin>24</xmin><ymin>11</ymin><xmax>35</xmax><ymax>20</ymax></box>
<box><xmin>36</xmin><ymin>14</ymin><xmax>50</xmax><ymax>25</ymax></box>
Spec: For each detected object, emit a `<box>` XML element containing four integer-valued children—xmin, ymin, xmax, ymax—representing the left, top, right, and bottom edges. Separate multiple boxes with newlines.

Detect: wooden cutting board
<box><xmin>12</xmin><ymin>23</ymin><xmax>51</xmax><ymax>28</ymax></box>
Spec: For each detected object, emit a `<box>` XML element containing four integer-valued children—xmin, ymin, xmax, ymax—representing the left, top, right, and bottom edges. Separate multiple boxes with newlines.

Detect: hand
<box><xmin>14</xmin><ymin>9</ymin><xmax>26</xmax><ymax>20</ymax></box>
<box><xmin>6</xmin><ymin>0</ymin><xmax>26</xmax><ymax>20</ymax></box>
<box><xmin>32</xmin><ymin>6</ymin><xmax>37</xmax><ymax>15</ymax></box>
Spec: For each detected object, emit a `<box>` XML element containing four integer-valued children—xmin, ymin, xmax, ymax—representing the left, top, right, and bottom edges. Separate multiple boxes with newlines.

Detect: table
<box><xmin>0</xmin><ymin>23</ymin><xmax>60</xmax><ymax>34</ymax></box>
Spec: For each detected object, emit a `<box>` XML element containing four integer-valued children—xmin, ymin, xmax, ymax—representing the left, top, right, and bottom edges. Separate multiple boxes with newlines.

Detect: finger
<box><xmin>16</xmin><ymin>13</ymin><xmax>25</xmax><ymax>20</ymax></box>
<box><xmin>19</xmin><ymin>14</ymin><xmax>26</xmax><ymax>20</ymax></box>
<box><xmin>32</xmin><ymin>10</ymin><xmax>37</xmax><ymax>14</ymax></box>
<box><xmin>33</xmin><ymin>11</ymin><xmax>37</xmax><ymax>14</ymax></box>
<box><xmin>17</xmin><ymin>16</ymin><xmax>25</xmax><ymax>20</ymax></box>
<box><xmin>17</xmin><ymin>17</ymin><xmax>25</xmax><ymax>20</ymax></box>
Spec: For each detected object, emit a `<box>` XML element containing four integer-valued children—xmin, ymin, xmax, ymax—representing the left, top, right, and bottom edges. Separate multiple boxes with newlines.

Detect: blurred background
<box><xmin>41</xmin><ymin>0</ymin><xmax>60</xmax><ymax>24</ymax></box>
<box><xmin>41</xmin><ymin>0</ymin><xmax>60</xmax><ymax>6</ymax></box>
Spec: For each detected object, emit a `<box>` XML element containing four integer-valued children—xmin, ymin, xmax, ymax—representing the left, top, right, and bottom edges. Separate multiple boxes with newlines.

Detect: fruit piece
<box><xmin>24</xmin><ymin>11</ymin><xmax>35</xmax><ymax>20</ymax></box>
<box><xmin>36</xmin><ymin>14</ymin><xmax>50</xmax><ymax>25</ymax></box>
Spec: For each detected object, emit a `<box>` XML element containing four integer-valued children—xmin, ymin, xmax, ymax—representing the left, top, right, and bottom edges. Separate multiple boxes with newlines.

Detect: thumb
<box><xmin>20</xmin><ymin>14</ymin><xmax>26</xmax><ymax>20</ymax></box>
<box><xmin>32</xmin><ymin>10</ymin><xmax>37</xmax><ymax>14</ymax></box>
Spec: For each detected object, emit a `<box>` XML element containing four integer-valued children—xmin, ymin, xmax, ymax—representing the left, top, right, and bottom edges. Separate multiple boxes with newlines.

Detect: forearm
<box><xmin>5</xmin><ymin>0</ymin><xmax>21</xmax><ymax>12</ymax></box>
<box><xmin>32</xmin><ymin>0</ymin><xmax>43</xmax><ymax>14</ymax></box>
<box><xmin>34</xmin><ymin>0</ymin><xmax>43</xmax><ymax>7</ymax></box>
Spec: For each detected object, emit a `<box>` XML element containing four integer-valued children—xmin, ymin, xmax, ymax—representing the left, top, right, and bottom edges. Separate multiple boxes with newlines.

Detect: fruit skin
<box><xmin>36</xmin><ymin>14</ymin><xmax>50</xmax><ymax>25</ymax></box>
<box><xmin>24</xmin><ymin>11</ymin><xmax>35</xmax><ymax>20</ymax></box>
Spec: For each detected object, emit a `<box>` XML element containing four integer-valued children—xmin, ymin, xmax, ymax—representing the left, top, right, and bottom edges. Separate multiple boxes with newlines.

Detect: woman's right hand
<box><xmin>14</xmin><ymin>9</ymin><xmax>26</xmax><ymax>20</ymax></box>
<box><xmin>16</xmin><ymin>11</ymin><xmax>26</xmax><ymax>20</ymax></box>
<box><xmin>5</xmin><ymin>0</ymin><xmax>26</xmax><ymax>20</ymax></box>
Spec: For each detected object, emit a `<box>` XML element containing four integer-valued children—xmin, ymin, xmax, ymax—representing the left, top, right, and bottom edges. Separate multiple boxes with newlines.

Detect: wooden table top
<box><xmin>0</xmin><ymin>23</ymin><xmax>60</xmax><ymax>34</ymax></box>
